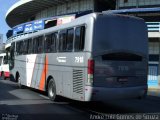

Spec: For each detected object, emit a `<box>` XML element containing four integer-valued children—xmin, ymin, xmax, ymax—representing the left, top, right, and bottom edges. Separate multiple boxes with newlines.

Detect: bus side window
<box><xmin>28</xmin><ymin>39</ymin><xmax>33</xmax><ymax>54</ymax></box>
<box><xmin>16</xmin><ymin>42</ymin><xmax>19</xmax><ymax>56</ymax></box>
<box><xmin>66</xmin><ymin>28</ymin><xmax>74</xmax><ymax>52</ymax></box>
<box><xmin>19</xmin><ymin>41</ymin><xmax>24</xmax><ymax>55</ymax></box>
<box><xmin>23</xmin><ymin>39</ymin><xmax>28</xmax><ymax>55</ymax></box>
<box><xmin>45</xmin><ymin>34</ymin><xmax>52</xmax><ymax>53</ymax></box>
<box><xmin>46</xmin><ymin>33</ymin><xmax>57</xmax><ymax>53</ymax></box>
<box><xmin>37</xmin><ymin>36</ymin><xmax>44</xmax><ymax>53</ymax></box>
<box><xmin>59</xmin><ymin>30</ymin><xmax>67</xmax><ymax>52</ymax></box>
<box><xmin>33</xmin><ymin>38</ymin><xmax>37</xmax><ymax>54</ymax></box>
<box><xmin>74</xmin><ymin>26</ymin><xmax>85</xmax><ymax>52</ymax></box>
<box><xmin>51</xmin><ymin>32</ymin><xmax>57</xmax><ymax>52</ymax></box>
<box><xmin>3</xmin><ymin>56</ymin><xmax>8</xmax><ymax>64</ymax></box>
<box><xmin>11</xmin><ymin>42</ymin><xmax>15</xmax><ymax>59</ymax></box>
<box><xmin>16</xmin><ymin>41</ymin><xmax>23</xmax><ymax>55</ymax></box>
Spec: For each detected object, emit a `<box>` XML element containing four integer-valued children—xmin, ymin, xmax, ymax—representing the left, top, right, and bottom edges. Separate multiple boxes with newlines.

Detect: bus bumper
<box><xmin>84</xmin><ymin>86</ymin><xmax>147</xmax><ymax>101</ymax></box>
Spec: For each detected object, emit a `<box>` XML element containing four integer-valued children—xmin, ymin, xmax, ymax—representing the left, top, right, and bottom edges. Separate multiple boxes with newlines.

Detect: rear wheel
<box><xmin>1</xmin><ymin>72</ymin><xmax>5</xmax><ymax>80</ymax></box>
<box><xmin>48</xmin><ymin>79</ymin><xmax>57</xmax><ymax>101</ymax></box>
<box><xmin>17</xmin><ymin>74</ymin><xmax>24</xmax><ymax>89</ymax></box>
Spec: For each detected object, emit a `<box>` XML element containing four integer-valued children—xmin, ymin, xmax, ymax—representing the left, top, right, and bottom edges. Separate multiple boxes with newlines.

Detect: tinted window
<box><xmin>3</xmin><ymin>56</ymin><xmax>8</xmax><ymax>64</ymax></box>
<box><xmin>10</xmin><ymin>42</ymin><xmax>15</xmax><ymax>70</ymax></box>
<box><xmin>23</xmin><ymin>40</ymin><xmax>28</xmax><ymax>55</ymax></box>
<box><xmin>33</xmin><ymin>38</ymin><xmax>38</xmax><ymax>53</ymax></box>
<box><xmin>11</xmin><ymin>42</ymin><xmax>15</xmax><ymax>60</ymax></box>
<box><xmin>28</xmin><ymin>39</ymin><xmax>33</xmax><ymax>54</ymax></box>
<box><xmin>37</xmin><ymin>36</ymin><xmax>44</xmax><ymax>53</ymax></box>
<box><xmin>66</xmin><ymin>28</ymin><xmax>74</xmax><ymax>52</ymax></box>
<box><xmin>45</xmin><ymin>32</ymin><xmax>57</xmax><ymax>53</ymax></box>
<box><xmin>16</xmin><ymin>41</ymin><xmax>23</xmax><ymax>55</ymax></box>
<box><xmin>74</xmin><ymin>26</ymin><xmax>85</xmax><ymax>52</ymax></box>
<box><xmin>59</xmin><ymin>30</ymin><xmax>67</xmax><ymax>52</ymax></box>
<box><xmin>33</xmin><ymin>36</ymin><xmax>43</xmax><ymax>54</ymax></box>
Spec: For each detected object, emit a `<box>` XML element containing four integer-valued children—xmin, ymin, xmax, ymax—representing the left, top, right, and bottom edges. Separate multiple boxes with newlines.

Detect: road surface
<box><xmin>0</xmin><ymin>79</ymin><xmax>160</xmax><ymax>120</ymax></box>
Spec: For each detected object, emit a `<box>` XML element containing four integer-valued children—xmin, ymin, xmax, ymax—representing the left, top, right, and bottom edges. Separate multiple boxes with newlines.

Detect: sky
<box><xmin>0</xmin><ymin>0</ymin><xmax>18</xmax><ymax>43</ymax></box>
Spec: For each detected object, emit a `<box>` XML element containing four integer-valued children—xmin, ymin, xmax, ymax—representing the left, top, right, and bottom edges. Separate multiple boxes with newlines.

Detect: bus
<box><xmin>9</xmin><ymin>13</ymin><xmax>148</xmax><ymax>102</ymax></box>
<box><xmin>0</xmin><ymin>53</ymin><xmax>10</xmax><ymax>79</ymax></box>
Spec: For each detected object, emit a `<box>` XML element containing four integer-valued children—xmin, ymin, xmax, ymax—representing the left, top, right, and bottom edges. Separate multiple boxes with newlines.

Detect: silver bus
<box><xmin>9</xmin><ymin>13</ymin><xmax>148</xmax><ymax>102</ymax></box>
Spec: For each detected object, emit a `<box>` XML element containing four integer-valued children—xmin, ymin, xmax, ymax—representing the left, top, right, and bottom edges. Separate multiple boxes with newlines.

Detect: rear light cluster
<box><xmin>87</xmin><ymin>59</ymin><xmax>94</xmax><ymax>85</ymax></box>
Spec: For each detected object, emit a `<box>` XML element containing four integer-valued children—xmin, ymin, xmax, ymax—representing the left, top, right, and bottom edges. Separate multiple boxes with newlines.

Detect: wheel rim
<box><xmin>49</xmin><ymin>82</ymin><xmax>55</xmax><ymax>97</ymax></box>
<box><xmin>18</xmin><ymin>76</ymin><xmax>21</xmax><ymax>84</ymax></box>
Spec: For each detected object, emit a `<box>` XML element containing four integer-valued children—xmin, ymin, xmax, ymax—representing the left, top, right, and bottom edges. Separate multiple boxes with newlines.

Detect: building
<box><xmin>0</xmin><ymin>34</ymin><xmax>3</xmax><ymax>44</ymax></box>
<box><xmin>6</xmin><ymin>0</ymin><xmax>115</xmax><ymax>28</ymax></box>
<box><xmin>0</xmin><ymin>34</ymin><xmax>5</xmax><ymax>54</ymax></box>
<box><xmin>5</xmin><ymin>0</ymin><xmax>116</xmax><ymax>60</ymax></box>
<box><xmin>5</xmin><ymin>0</ymin><xmax>115</xmax><ymax>43</ymax></box>
<box><xmin>116</xmin><ymin>0</ymin><xmax>160</xmax><ymax>88</ymax></box>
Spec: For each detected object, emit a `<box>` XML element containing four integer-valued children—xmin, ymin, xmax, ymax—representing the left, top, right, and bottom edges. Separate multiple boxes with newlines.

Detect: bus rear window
<box><xmin>102</xmin><ymin>53</ymin><xmax>142</xmax><ymax>61</ymax></box>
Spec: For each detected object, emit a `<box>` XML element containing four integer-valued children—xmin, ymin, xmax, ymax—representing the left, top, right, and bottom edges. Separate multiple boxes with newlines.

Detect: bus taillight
<box><xmin>87</xmin><ymin>59</ymin><xmax>94</xmax><ymax>85</ymax></box>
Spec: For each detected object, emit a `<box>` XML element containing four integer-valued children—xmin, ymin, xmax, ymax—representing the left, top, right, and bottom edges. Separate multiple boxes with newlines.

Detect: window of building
<box><xmin>74</xmin><ymin>26</ymin><xmax>85</xmax><ymax>52</ymax></box>
<box><xmin>59</xmin><ymin>30</ymin><xmax>67</xmax><ymax>52</ymax></box>
<box><xmin>149</xmin><ymin>54</ymin><xmax>159</xmax><ymax>62</ymax></box>
<box><xmin>66</xmin><ymin>28</ymin><xmax>74</xmax><ymax>52</ymax></box>
<box><xmin>149</xmin><ymin>42</ymin><xmax>159</xmax><ymax>54</ymax></box>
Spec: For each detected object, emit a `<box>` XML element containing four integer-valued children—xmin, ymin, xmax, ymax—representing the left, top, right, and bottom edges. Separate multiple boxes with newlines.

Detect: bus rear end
<box><xmin>85</xmin><ymin>14</ymin><xmax>148</xmax><ymax>101</ymax></box>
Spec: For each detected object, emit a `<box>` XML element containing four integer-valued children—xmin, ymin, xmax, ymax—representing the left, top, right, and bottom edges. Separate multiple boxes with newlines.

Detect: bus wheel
<box><xmin>17</xmin><ymin>74</ymin><xmax>24</xmax><ymax>89</ymax></box>
<box><xmin>48</xmin><ymin>79</ymin><xmax>57</xmax><ymax>101</ymax></box>
<box><xmin>1</xmin><ymin>72</ymin><xmax>5</xmax><ymax>80</ymax></box>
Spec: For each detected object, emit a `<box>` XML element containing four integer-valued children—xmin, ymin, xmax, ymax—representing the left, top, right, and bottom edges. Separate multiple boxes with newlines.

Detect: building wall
<box><xmin>35</xmin><ymin>0</ymin><xmax>94</xmax><ymax>20</ymax></box>
<box><xmin>117</xmin><ymin>0</ymin><xmax>160</xmax><ymax>9</ymax></box>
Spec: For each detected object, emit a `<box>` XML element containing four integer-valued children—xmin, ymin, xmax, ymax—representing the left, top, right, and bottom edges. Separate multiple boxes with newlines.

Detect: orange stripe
<box><xmin>39</xmin><ymin>55</ymin><xmax>48</xmax><ymax>91</ymax></box>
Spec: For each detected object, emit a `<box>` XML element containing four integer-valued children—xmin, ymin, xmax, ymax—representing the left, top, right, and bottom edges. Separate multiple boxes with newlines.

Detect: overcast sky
<box><xmin>0</xmin><ymin>0</ymin><xmax>18</xmax><ymax>43</ymax></box>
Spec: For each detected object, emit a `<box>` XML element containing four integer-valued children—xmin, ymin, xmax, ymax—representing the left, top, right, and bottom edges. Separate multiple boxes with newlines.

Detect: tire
<box><xmin>1</xmin><ymin>72</ymin><xmax>5</xmax><ymax>80</ymax></box>
<box><xmin>17</xmin><ymin>74</ymin><xmax>24</xmax><ymax>89</ymax></box>
<box><xmin>48</xmin><ymin>79</ymin><xmax>57</xmax><ymax>101</ymax></box>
